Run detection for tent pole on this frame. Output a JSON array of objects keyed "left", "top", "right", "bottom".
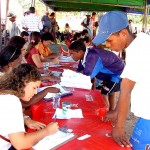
[
  {"left": 31, "top": 0, "right": 32, "bottom": 6},
  {"left": 4, "top": 0, "right": 9, "bottom": 46},
  {"left": 34, "top": 0, "right": 35, "bottom": 7},
  {"left": 142, "top": 0, "right": 148, "bottom": 32},
  {"left": 46, "top": 6, "right": 48, "bottom": 11}
]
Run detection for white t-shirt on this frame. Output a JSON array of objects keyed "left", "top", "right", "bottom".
[
  {"left": 121, "top": 32, "right": 150, "bottom": 119},
  {"left": 0, "top": 95, "right": 25, "bottom": 149}
]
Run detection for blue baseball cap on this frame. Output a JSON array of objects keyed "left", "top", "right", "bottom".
[{"left": 92, "top": 11, "right": 129, "bottom": 46}]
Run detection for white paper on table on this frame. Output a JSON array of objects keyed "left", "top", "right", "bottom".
[
  {"left": 60, "top": 82, "right": 92, "bottom": 90},
  {"left": 77, "top": 134, "right": 91, "bottom": 140},
  {"left": 62, "top": 69, "right": 79, "bottom": 78},
  {"left": 60, "top": 69, "right": 92, "bottom": 89},
  {"left": 52, "top": 108, "right": 83, "bottom": 119},
  {"left": 33, "top": 130, "right": 75, "bottom": 150},
  {"left": 59, "top": 56, "right": 75, "bottom": 62},
  {"left": 51, "top": 71, "right": 62, "bottom": 77},
  {"left": 60, "top": 76, "right": 91, "bottom": 84},
  {"left": 37, "top": 84, "right": 72, "bottom": 99},
  {"left": 69, "top": 109, "right": 83, "bottom": 118},
  {"left": 41, "top": 74, "right": 48, "bottom": 77}
]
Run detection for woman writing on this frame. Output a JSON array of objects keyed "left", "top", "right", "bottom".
[
  {"left": 36, "top": 32, "right": 59, "bottom": 61},
  {"left": 25, "top": 32, "right": 60, "bottom": 71},
  {"left": 25, "top": 32, "right": 43, "bottom": 68},
  {"left": 0, "top": 63, "right": 59, "bottom": 149},
  {"left": 0, "top": 46, "right": 59, "bottom": 130}
]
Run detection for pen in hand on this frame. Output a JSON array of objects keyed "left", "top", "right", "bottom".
[{"left": 54, "top": 114, "right": 57, "bottom": 122}]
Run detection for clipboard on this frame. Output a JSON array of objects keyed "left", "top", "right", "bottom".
[
  {"left": 33, "top": 130, "right": 77, "bottom": 150},
  {"left": 51, "top": 133, "right": 77, "bottom": 150}
]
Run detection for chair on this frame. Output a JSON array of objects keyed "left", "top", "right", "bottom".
[
  {"left": 65, "top": 40, "right": 71, "bottom": 48},
  {"left": 60, "top": 45, "right": 69, "bottom": 56}
]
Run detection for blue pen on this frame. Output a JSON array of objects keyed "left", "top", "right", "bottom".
[{"left": 54, "top": 114, "right": 57, "bottom": 122}]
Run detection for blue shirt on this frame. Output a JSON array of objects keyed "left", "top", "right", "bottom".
[{"left": 77, "top": 48, "right": 124, "bottom": 83}]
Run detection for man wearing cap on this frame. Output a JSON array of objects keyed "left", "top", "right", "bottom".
[
  {"left": 22, "top": 7, "right": 43, "bottom": 34},
  {"left": 93, "top": 10, "right": 150, "bottom": 149},
  {"left": 81, "top": 13, "right": 93, "bottom": 38},
  {"left": 7, "top": 13, "right": 21, "bottom": 38}
]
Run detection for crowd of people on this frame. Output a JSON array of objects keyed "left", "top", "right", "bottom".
[
  {"left": 0, "top": 8, "right": 62, "bottom": 150},
  {"left": 0, "top": 6, "right": 150, "bottom": 150},
  {"left": 1, "top": 7, "right": 99, "bottom": 47}
]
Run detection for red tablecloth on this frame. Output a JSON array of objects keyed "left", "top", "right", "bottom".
[
  {"left": 31, "top": 88, "right": 106, "bottom": 120},
  {"left": 49, "top": 62, "right": 78, "bottom": 72},
  {"left": 30, "top": 88, "right": 131, "bottom": 150}
]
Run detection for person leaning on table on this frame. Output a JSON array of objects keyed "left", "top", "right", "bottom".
[
  {"left": 69, "top": 40, "right": 124, "bottom": 111},
  {"left": 92, "top": 10, "right": 150, "bottom": 149}
]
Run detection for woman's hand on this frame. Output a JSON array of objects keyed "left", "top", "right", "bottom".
[
  {"left": 45, "top": 87, "right": 60, "bottom": 93},
  {"left": 42, "top": 75, "right": 60, "bottom": 81},
  {"left": 46, "top": 122, "right": 59, "bottom": 135},
  {"left": 24, "top": 118, "right": 46, "bottom": 130},
  {"left": 52, "top": 57, "right": 60, "bottom": 65}
]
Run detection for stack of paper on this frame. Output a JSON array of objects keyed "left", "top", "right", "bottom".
[{"left": 60, "top": 69, "right": 92, "bottom": 89}]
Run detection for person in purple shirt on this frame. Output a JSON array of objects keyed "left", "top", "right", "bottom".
[{"left": 69, "top": 40, "right": 124, "bottom": 111}]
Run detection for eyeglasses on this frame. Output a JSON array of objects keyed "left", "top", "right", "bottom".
[{"left": 9, "top": 48, "right": 17, "bottom": 61}]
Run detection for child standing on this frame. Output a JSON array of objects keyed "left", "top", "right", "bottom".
[{"left": 69, "top": 40, "right": 124, "bottom": 110}]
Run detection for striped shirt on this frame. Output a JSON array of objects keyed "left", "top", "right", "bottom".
[{"left": 22, "top": 14, "right": 43, "bottom": 32}]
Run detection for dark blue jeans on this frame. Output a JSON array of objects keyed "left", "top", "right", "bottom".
[{"left": 8, "top": 146, "right": 16, "bottom": 150}]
